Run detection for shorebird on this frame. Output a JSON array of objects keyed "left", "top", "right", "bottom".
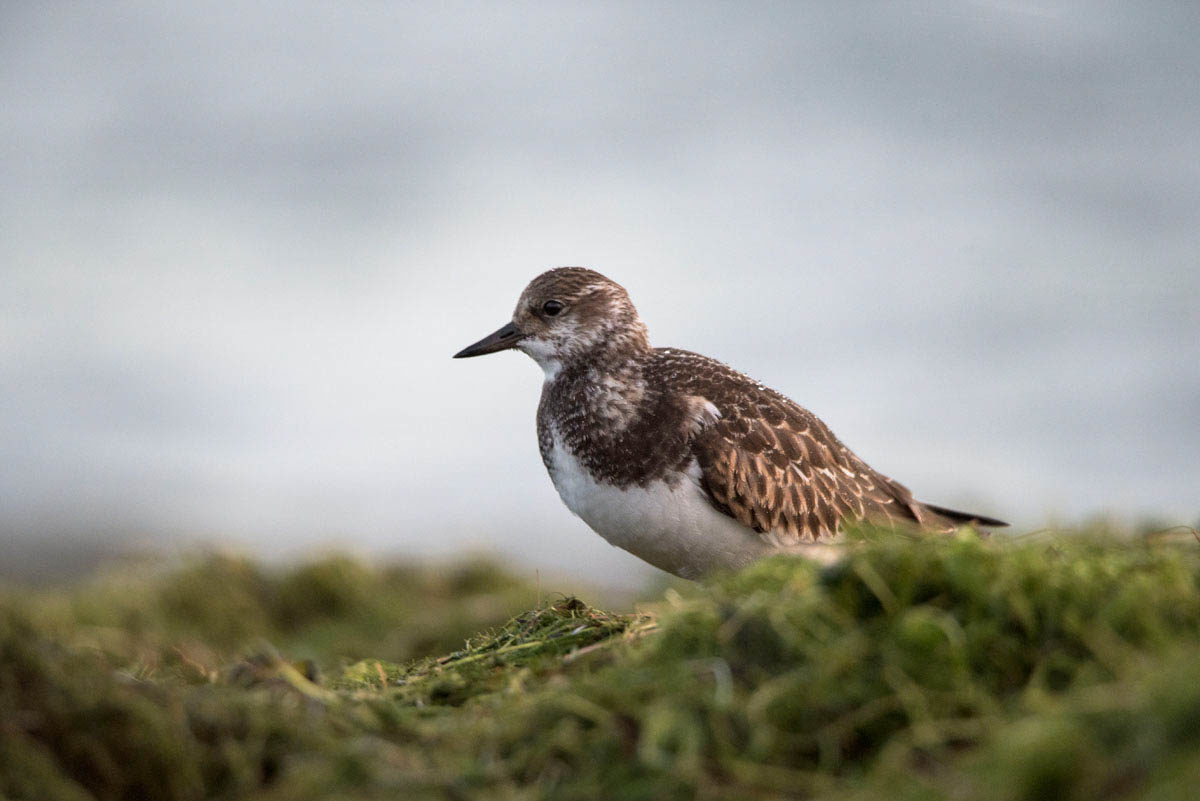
[{"left": 454, "top": 268, "right": 1006, "bottom": 579}]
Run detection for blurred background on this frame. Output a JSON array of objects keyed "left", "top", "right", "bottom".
[{"left": 2, "top": 2, "right": 1197, "bottom": 588}]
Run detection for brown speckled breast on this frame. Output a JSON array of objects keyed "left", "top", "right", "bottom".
[{"left": 537, "top": 356, "right": 697, "bottom": 489}]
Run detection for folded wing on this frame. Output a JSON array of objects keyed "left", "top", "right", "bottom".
[{"left": 654, "top": 348, "right": 941, "bottom": 545}]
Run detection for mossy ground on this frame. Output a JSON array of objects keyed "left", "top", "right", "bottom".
[{"left": 3, "top": 528, "right": 1200, "bottom": 800}]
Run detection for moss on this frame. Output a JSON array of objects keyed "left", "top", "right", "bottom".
[{"left": 3, "top": 531, "right": 1200, "bottom": 800}]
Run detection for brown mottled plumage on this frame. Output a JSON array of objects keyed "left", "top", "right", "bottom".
[{"left": 455, "top": 267, "right": 1005, "bottom": 578}]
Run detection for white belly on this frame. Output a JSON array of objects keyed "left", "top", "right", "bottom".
[{"left": 545, "top": 437, "right": 773, "bottom": 579}]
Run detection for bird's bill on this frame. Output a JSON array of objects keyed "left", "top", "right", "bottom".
[{"left": 453, "top": 322, "right": 524, "bottom": 358}]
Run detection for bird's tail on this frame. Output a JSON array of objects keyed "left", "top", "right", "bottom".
[{"left": 923, "top": 503, "right": 1008, "bottom": 528}]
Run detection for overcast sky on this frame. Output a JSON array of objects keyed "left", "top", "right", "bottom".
[{"left": 2, "top": 2, "right": 1198, "bottom": 586}]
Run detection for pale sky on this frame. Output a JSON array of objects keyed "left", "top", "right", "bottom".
[{"left": 2, "top": 2, "right": 1198, "bottom": 586}]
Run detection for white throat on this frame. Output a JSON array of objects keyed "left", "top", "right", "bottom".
[{"left": 517, "top": 337, "right": 562, "bottom": 381}]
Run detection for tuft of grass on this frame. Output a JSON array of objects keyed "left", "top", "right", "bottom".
[
  {"left": 4, "top": 530, "right": 1200, "bottom": 800},
  {"left": 335, "top": 596, "right": 654, "bottom": 706}
]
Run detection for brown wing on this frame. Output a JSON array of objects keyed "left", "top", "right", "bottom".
[{"left": 654, "top": 348, "right": 932, "bottom": 544}]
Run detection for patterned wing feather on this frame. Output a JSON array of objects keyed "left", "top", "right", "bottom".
[{"left": 654, "top": 349, "right": 930, "bottom": 544}]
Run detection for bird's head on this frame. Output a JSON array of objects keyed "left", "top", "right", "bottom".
[{"left": 453, "top": 267, "right": 649, "bottom": 378}]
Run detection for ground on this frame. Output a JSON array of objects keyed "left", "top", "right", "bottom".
[{"left": 3, "top": 527, "right": 1200, "bottom": 800}]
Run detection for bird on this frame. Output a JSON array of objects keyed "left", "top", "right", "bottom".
[{"left": 453, "top": 267, "right": 1006, "bottom": 579}]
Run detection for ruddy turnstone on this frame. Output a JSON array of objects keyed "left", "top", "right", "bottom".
[{"left": 454, "top": 268, "right": 1006, "bottom": 579}]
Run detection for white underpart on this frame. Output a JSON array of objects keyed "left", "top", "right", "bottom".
[{"left": 545, "top": 428, "right": 843, "bottom": 578}]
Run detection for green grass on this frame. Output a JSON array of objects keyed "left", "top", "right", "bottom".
[{"left": 3, "top": 529, "right": 1200, "bottom": 800}]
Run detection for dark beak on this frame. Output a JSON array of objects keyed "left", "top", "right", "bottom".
[{"left": 453, "top": 322, "right": 524, "bottom": 358}]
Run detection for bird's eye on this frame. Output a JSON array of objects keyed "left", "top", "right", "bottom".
[{"left": 542, "top": 300, "right": 564, "bottom": 316}]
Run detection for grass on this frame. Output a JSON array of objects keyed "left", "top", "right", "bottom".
[{"left": 2, "top": 528, "right": 1200, "bottom": 799}]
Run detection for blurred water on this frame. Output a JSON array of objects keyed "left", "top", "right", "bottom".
[{"left": 2, "top": 2, "right": 1198, "bottom": 587}]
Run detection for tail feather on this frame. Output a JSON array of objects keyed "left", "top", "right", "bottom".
[{"left": 923, "top": 503, "right": 1008, "bottom": 528}]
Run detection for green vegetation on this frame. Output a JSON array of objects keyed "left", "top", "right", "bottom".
[{"left": 3, "top": 530, "right": 1200, "bottom": 800}]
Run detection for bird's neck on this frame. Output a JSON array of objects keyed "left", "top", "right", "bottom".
[{"left": 545, "top": 346, "right": 652, "bottom": 435}]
